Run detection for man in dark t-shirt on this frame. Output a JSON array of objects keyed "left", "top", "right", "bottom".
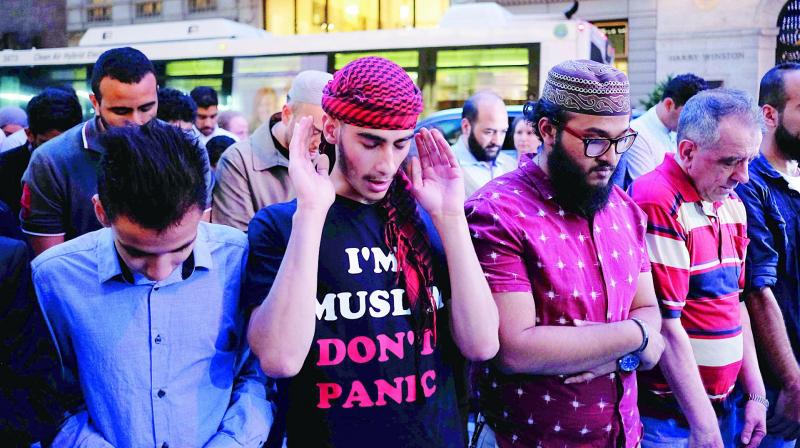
[{"left": 245, "top": 56, "right": 499, "bottom": 447}]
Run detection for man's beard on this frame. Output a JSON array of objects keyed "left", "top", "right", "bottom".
[
  {"left": 467, "top": 129, "right": 500, "bottom": 162},
  {"left": 547, "top": 134, "right": 614, "bottom": 217},
  {"left": 774, "top": 118, "right": 800, "bottom": 161}
]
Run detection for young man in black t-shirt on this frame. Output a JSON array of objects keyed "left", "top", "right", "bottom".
[{"left": 244, "top": 56, "right": 499, "bottom": 447}]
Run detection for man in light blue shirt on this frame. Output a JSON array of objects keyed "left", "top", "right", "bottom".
[
  {"left": 34, "top": 121, "right": 271, "bottom": 448},
  {"left": 452, "top": 91, "right": 516, "bottom": 197},
  {"left": 613, "top": 74, "right": 707, "bottom": 189}
]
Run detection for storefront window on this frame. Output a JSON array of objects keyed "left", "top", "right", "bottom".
[
  {"left": 593, "top": 20, "right": 628, "bottom": 73},
  {"left": 777, "top": 0, "right": 800, "bottom": 63},
  {"left": 266, "top": 0, "right": 449, "bottom": 35},
  {"left": 266, "top": 0, "right": 295, "bottom": 35}
]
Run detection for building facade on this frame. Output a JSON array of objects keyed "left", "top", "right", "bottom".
[
  {"left": 470, "top": 0, "right": 788, "bottom": 108},
  {"left": 18, "top": 0, "right": 800, "bottom": 107},
  {"left": 0, "top": 0, "right": 67, "bottom": 49},
  {"left": 65, "top": 0, "right": 255, "bottom": 45}
]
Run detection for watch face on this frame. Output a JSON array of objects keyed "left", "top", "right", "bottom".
[{"left": 618, "top": 353, "right": 640, "bottom": 372}]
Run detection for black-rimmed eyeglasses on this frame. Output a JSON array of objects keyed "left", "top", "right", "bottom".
[{"left": 558, "top": 123, "right": 638, "bottom": 158}]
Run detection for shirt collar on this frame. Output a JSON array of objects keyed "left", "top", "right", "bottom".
[
  {"left": 96, "top": 223, "right": 214, "bottom": 285},
  {"left": 81, "top": 117, "right": 106, "bottom": 154},
  {"left": 643, "top": 106, "right": 671, "bottom": 136},
  {"left": 518, "top": 156, "right": 556, "bottom": 201},
  {"left": 453, "top": 137, "right": 511, "bottom": 168},
  {"left": 750, "top": 153, "right": 785, "bottom": 181},
  {"left": 251, "top": 116, "right": 289, "bottom": 171},
  {"left": 655, "top": 154, "right": 703, "bottom": 203}
]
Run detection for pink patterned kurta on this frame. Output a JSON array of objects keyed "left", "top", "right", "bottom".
[{"left": 466, "top": 156, "right": 651, "bottom": 447}]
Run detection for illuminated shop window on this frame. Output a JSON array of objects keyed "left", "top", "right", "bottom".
[{"left": 266, "top": 0, "right": 449, "bottom": 35}]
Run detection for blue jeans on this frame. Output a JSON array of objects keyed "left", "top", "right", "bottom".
[
  {"left": 641, "top": 409, "right": 741, "bottom": 448},
  {"left": 760, "top": 387, "right": 797, "bottom": 448}
]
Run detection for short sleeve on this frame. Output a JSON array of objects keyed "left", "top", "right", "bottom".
[
  {"left": 735, "top": 180, "right": 781, "bottom": 293},
  {"left": 465, "top": 199, "right": 531, "bottom": 293},
  {"left": 20, "top": 149, "right": 66, "bottom": 236},
  {"left": 240, "top": 205, "right": 292, "bottom": 311},
  {"left": 636, "top": 200, "right": 690, "bottom": 319}
]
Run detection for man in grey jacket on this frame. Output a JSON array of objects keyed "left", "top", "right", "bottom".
[{"left": 211, "top": 70, "right": 331, "bottom": 231}]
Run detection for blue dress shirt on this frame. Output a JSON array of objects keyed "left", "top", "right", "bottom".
[
  {"left": 33, "top": 222, "right": 271, "bottom": 448},
  {"left": 736, "top": 154, "right": 800, "bottom": 364}
]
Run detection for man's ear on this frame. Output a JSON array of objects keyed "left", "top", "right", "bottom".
[
  {"left": 92, "top": 194, "right": 111, "bottom": 228},
  {"left": 460, "top": 118, "right": 471, "bottom": 137},
  {"left": 24, "top": 128, "right": 34, "bottom": 145},
  {"left": 762, "top": 104, "right": 779, "bottom": 131},
  {"left": 281, "top": 103, "right": 293, "bottom": 126},
  {"left": 663, "top": 97, "right": 676, "bottom": 113},
  {"left": 89, "top": 93, "right": 101, "bottom": 117},
  {"left": 538, "top": 117, "right": 558, "bottom": 147},
  {"left": 677, "top": 139, "right": 698, "bottom": 165},
  {"left": 321, "top": 114, "right": 339, "bottom": 146}
]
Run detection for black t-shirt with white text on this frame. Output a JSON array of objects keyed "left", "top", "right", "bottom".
[{"left": 244, "top": 196, "right": 465, "bottom": 447}]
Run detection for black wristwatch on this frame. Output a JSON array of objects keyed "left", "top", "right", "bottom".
[{"left": 617, "top": 318, "right": 649, "bottom": 372}]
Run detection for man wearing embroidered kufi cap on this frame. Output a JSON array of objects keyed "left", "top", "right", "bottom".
[
  {"left": 245, "top": 56, "right": 499, "bottom": 447},
  {"left": 466, "top": 59, "right": 665, "bottom": 447}
]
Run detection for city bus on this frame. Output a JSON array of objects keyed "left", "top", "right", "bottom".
[{"left": 0, "top": 3, "right": 612, "bottom": 127}]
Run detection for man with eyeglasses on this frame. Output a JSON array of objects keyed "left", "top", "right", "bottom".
[
  {"left": 630, "top": 89, "right": 767, "bottom": 447},
  {"left": 466, "top": 59, "right": 664, "bottom": 447}
]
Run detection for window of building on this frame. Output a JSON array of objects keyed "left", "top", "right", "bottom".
[
  {"left": 136, "top": 1, "right": 163, "bottom": 18},
  {"left": 593, "top": 20, "right": 628, "bottom": 73},
  {"left": 188, "top": 0, "right": 217, "bottom": 13},
  {"left": 777, "top": 0, "right": 800, "bottom": 63},
  {"left": 87, "top": 0, "right": 112, "bottom": 22},
  {"left": 265, "top": 0, "right": 449, "bottom": 35}
]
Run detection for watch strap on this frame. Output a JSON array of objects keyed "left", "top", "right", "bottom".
[{"left": 631, "top": 317, "right": 649, "bottom": 353}]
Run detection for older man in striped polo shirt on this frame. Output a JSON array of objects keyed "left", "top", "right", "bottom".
[{"left": 631, "top": 89, "right": 768, "bottom": 448}]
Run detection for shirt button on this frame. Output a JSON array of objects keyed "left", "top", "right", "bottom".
[
  {"left": 154, "top": 335, "right": 162, "bottom": 344},
  {"left": 157, "top": 389, "right": 166, "bottom": 398}
]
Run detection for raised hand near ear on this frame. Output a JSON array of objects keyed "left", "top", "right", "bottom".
[
  {"left": 288, "top": 116, "right": 335, "bottom": 214},
  {"left": 408, "top": 127, "right": 466, "bottom": 219}
]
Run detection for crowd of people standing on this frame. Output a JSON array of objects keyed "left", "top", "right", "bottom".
[{"left": 0, "top": 45, "right": 799, "bottom": 448}]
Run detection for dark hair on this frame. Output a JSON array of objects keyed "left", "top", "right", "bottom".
[
  {"left": 98, "top": 120, "right": 208, "bottom": 231},
  {"left": 511, "top": 114, "right": 530, "bottom": 133},
  {"left": 90, "top": 47, "right": 156, "bottom": 102},
  {"left": 157, "top": 87, "right": 197, "bottom": 123},
  {"left": 662, "top": 73, "right": 708, "bottom": 107},
  {"left": 523, "top": 98, "right": 569, "bottom": 140},
  {"left": 190, "top": 86, "right": 219, "bottom": 108},
  {"left": 462, "top": 91, "right": 503, "bottom": 124},
  {"left": 759, "top": 62, "right": 800, "bottom": 111},
  {"left": 26, "top": 88, "right": 83, "bottom": 135},
  {"left": 205, "top": 135, "right": 235, "bottom": 167}
]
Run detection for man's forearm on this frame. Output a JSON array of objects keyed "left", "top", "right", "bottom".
[
  {"left": 247, "top": 209, "right": 326, "bottom": 378},
  {"left": 739, "top": 304, "right": 767, "bottom": 395},
  {"left": 746, "top": 288, "right": 800, "bottom": 388},
  {"left": 499, "top": 320, "right": 643, "bottom": 375},
  {"left": 433, "top": 214, "right": 499, "bottom": 361},
  {"left": 659, "top": 321, "right": 719, "bottom": 433}
]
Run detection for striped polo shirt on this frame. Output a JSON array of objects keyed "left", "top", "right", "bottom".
[{"left": 630, "top": 156, "right": 747, "bottom": 418}]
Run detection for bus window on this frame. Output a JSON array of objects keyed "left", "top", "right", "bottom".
[
  {"left": 334, "top": 50, "right": 419, "bottom": 70},
  {"left": 433, "top": 47, "right": 529, "bottom": 111},
  {"left": 231, "top": 54, "right": 327, "bottom": 128}
]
